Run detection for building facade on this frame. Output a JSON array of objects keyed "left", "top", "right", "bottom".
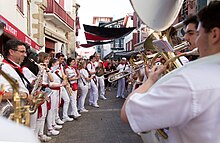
[{"left": 0, "top": 0, "right": 79, "bottom": 58}]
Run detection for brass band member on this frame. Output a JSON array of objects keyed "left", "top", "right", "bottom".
[
  {"left": 95, "top": 53, "right": 107, "bottom": 100},
  {"left": 183, "top": 15, "right": 199, "bottom": 61},
  {"left": 116, "top": 57, "right": 130, "bottom": 99},
  {"left": 65, "top": 57, "right": 81, "bottom": 119},
  {"left": 121, "top": 2, "right": 220, "bottom": 143},
  {"left": 87, "top": 55, "right": 99, "bottom": 108}
]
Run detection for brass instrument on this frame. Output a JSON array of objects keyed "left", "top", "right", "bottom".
[
  {"left": 60, "top": 68, "right": 74, "bottom": 96},
  {"left": 108, "top": 54, "right": 155, "bottom": 83},
  {"left": 29, "top": 60, "right": 48, "bottom": 114},
  {"left": 95, "top": 66, "right": 105, "bottom": 77},
  {"left": 0, "top": 63, "right": 30, "bottom": 126}
]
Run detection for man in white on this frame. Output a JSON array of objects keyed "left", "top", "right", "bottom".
[
  {"left": 87, "top": 55, "right": 99, "bottom": 108},
  {"left": 94, "top": 53, "right": 107, "bottom": 100},
  {"left": 116, "top": 57, "right": 130, "bottom": 99},
  {"left": 121, "top": 2, "right": 220, "bottom": 143}
]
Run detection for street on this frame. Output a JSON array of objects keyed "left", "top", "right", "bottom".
[{"left": 48, "top": 86, "right": 143, "bottom": 143}]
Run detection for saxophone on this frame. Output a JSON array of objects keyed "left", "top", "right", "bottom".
[
  {"left": 29, "top": 60, "right": 48, "bottom": 114},
  {"left": 0, "top": 62, "right": 30, "bottom": 126}
]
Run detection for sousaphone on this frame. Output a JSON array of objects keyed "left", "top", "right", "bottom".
[{"left": 129, "top": 0, "right": 184, "bottom": 31}]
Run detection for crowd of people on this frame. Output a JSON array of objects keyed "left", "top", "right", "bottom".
[
  {"left": 0, "top": 39, "right": 135, "bottom": 142},
  {"left": 0, "top": 1, "right": 220, "bottom": 143}
]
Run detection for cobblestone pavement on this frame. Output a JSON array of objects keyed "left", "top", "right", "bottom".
[{"left": 48, "top": 87, "right": 143, "bottom": 143}]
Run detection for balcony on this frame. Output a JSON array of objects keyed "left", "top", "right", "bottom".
[{"left": 44, "top": 0, "right": 74, "bottom": 32}]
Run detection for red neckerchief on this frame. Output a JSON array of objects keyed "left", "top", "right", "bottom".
[{"left": 2, "top": 59, "right": 23, "bottom": 73}]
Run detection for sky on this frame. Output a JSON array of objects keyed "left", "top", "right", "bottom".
[{"left": 76, "top": 0, "right": 134, "bottom": 43}]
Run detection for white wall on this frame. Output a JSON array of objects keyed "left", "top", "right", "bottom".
[{"left": 0, "top": 0, "right": 28, "bottom": 33}]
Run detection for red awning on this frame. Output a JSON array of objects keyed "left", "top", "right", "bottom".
[
  {"left": 0, "top": 15, "right": 40, "bottom": 50},
  {"left": 84, "top": 32, "right": 110, "bottom": 41}
]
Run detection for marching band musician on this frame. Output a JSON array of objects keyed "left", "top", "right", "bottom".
[
  {"left": 55, "top": 53, "right": 73, "bottom": 122},
  {"left": 0, "top": 23, "right": 39, "bottom": 143},
  {"left": 65, "top": 57, "right": 81, "bottom": 119},
  {"left": 35, "top": 52, "right": 54, "bottom": 142},
  {"left": 131, "top": 54, "right": 147, "bottom": 91},
  {"left": 0, "top": 39, "right": 32, "bottom": 103},
  {"left": 87, "top": 55, "right": 99, "bottom": 108},
  {"left": 21, "top": 50, "right": 39, "bottom": 138},
  {"left": 47, "top": 58, "right": 66, "bottom": 136},
  {"left": 121, "top": 2, "right": 220, "bottom": 143},
  {"left": 183, "top": 14, "right": 199, "bottom": 61},
  {"left": 116, "top": 57, "right": 130, "bottom": 99},
  {"left": 95, "top": 53, "right": 107, "bottom": 100},
  {"left": 77, "top": 60, "right": 91, "bottom": 113}
]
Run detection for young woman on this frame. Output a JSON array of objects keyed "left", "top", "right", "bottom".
[
  {"left": 65, "top": 57, "right": 81, "bottom": 118},
  {"left": 47, "top": 58, "right": 66, "bottom": 136},
  {"left": 35, "top": 52, "right": 54, "bottom": 142},
  {"left": 78, "top": 60, "right": 92, "bottom": 113}
]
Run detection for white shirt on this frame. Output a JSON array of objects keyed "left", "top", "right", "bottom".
[
  {"left": 117, "top": 63, "right": 130, "bottom": 72},
  {"left": 0, "top": 117, "right": 40, "bottom": 143},
  {"left": 23, "top": 67, "right": 36, "bottom": 83},
  {"left": 87, "top": 62, "right": 96, "bottom": 75},
  {"left": 126, "top": 53, "right": 220, "bottom": 143},
  {"left": 0, "top": 62, "right": 29, "bottom": 94},
  {"left": 65, "top": 66, "right": 77, "bottom": 84},
  {"left": 78, "top": 68, "right": 89, "bottom": 86}
]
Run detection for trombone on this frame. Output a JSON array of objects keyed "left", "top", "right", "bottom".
[{"left": 108, "top": 53, "right": 154, "bottom": 83}]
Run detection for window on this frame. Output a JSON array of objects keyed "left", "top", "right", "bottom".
[{"left": 17, "top": 0, "right": 24, "bottom": 14}]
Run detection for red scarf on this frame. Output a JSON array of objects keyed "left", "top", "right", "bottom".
[{"left": 2, "top": 59, "right": 23, "bottom": 73}]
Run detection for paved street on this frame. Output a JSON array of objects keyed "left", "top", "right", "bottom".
[{"left": 48, "top": 86, "right": 143, "bottom": 143}]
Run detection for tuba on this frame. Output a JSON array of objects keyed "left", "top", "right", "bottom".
[{"left": 129, "top": 0, "right": 185, "bottom": 142}]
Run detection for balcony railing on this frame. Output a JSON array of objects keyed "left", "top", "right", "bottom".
[{"left": 45, "top": 0, "right": 74, "bottom": 30}]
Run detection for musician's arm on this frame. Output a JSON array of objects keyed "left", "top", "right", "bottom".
[
  {"left": 121, "top": 65, "right": 165, "bottom": 123},
  {"left": 46, "top": 71, "right": 54, "bottom": 82}
]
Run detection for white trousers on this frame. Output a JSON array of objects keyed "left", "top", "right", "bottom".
[
  {"left": 60, "top": 87, "right": 70, "bottom": 119},
  {"left": 89, "top": 80, "right": 99, "bottom": 105},
  {"left": 117, "top": 77, "right": 125, "bottom": 98},
  {"left": 36, "top": 101, "right": 47, "bottom": 136},
  {"left": 78, "top": 83, "right": 89, "bottom": 110},
  {"left": 30, "top": 109, "right": 38, "bottom": 136},
  {"left": 68, "top": 90, "right": 80, "bottom": 116},
  {"left": 47, "top": 90, "right": 59, "bottom": 130},
  {"left": 96, "top": 76, "right": 105, "bottom": 98}
]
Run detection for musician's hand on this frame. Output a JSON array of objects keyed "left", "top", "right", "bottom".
[
  {"left": 148, "top": 65, "right": 166, "bottom": 83},
  {"left": 1, "top": 92, "right": 13, "bottom": 100},
  {"left": 77, "top": 75, "right": 81, "bottom": 79},
  {"left": 62, "top": 81, "right": 68, "bottom": 86},
  {"left": 27, "top": 94, "right": 33, "bottom": 105}
]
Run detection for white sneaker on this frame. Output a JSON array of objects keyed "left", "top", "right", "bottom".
[
  {"left": 39, "top": 135, "right": 52, "bottom": 142},
  {"left": 53, "top": 124, "right": 62, "bottom": 130},
  {"left": 80, "top": 109, "right": 88, "bottom": 113},
  {"left": 75, "top": 114, "right": 81, "bottom": 118},
  {"left": 93, "top": 104, "right": 99, "bottom": 108},
  {"left": 100, "top": 96, "right": 107, "bottom": 100},
  {"left": 47, "top": 129, "right": 59, "bottom": 136},
  {"left": 56, "top": 118, "right": 64, "bottom": 125},
  {"left": 62, "top": 117, "right": 74, "bottom": 122}
]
